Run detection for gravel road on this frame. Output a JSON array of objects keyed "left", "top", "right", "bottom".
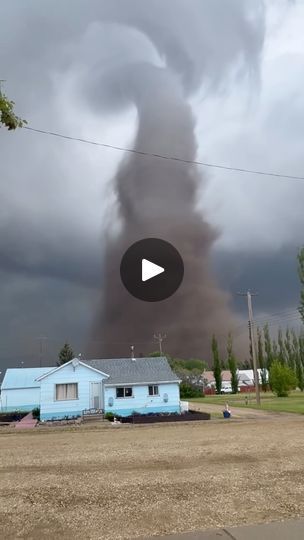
[{"left": 1, "top": 415, "right": 304, "bottom": 539}]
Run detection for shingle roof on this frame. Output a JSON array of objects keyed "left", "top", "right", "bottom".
[
  {"left": 203, "top": 370, "right": 231, "bottom": 383},
  {"left": 87, "top": 357, "right": 179, "bottom": 385},
  {"left": 1, "top": 367, "right": 53, "bottom": 390}
]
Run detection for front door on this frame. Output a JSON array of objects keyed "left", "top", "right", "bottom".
[{"left": 90, "top": 382, "right": 102, "bottom": 410}]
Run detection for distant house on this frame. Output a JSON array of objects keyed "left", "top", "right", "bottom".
[
  {"left": 203, "top": 370, "right": 232, "bottom": 388},
  {"left": 0, "top": 357, "right": 181, "bottom": 420},
  {"left": 203, "top": 369, "right": 268, "bottom": 393},
  {"left": 238, "top": 369, "right": 269, "bottom": 385}
]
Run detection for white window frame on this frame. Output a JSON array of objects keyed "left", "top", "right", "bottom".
[
  {"left": 116, "top": 387, "right": 133, "bottom": 399},
  {"left": 55, "top": 383, "right": 79, "bottom": 401},
  {"left": 148, "top": 385, "right": 159, "bottom": 396}
]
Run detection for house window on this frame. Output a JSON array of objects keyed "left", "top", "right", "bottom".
[
  {"left": 148, "top": 385, "right": 159, "bottom": 396},
  {"left": 116, "top": 387, "right": 133, "bottom": 398},
  {"left": 55, "top": 383, "right": 78, "bottom": 401}
]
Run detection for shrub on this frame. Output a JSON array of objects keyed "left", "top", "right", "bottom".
[
  {"left": 32, "top": 407, "right": 40, "bottom": 420},
  {"left": 269, "top": 361, "right": 297, "bottom": 397},
  {"left": 180, "top": 382, "right": 203, "bottom": 399},
  {"left": 104, "top": 412, "right": 121, "bottom": 421}
]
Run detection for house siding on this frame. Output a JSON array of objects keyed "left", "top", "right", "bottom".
[
  {"left": 0, "top": 387, "right": 40, "bottom": 412},
  {"left": 104, "top": 382, "right": 180, "bottom": 416},
  {"left": 1, "top": 360, "right": 181, "bottom": 420},
  {"left": 39, "top": 363, "right": 107, "bottom": 420}
]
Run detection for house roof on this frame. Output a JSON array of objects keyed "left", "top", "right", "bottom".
[
  {"left": 203, "top": 370, "right": 257, "bottom": 387},
  {"left": 35, "top": 359, "right": 109, "bottom": 381},
  {"left": 203, "top": 370, "right": 231, "bottom": 383},
  {"left": 1, "top": 357, "right": 179, "bottom": 390},
  {"left": 238, "top": 369, "right": 269, "bottom": 383},
  {"left": 238, "top": 371, "right": 252, "bottom": 383},
  {"left": 87, "top": 357, "right": 179, "bottom": 385},
  {"left": 1, "top": 367, "right": 53, "bottom": 390}
]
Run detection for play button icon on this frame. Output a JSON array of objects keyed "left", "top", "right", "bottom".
[
  {"left": 120, "top": 238, "right": 184, "bottom": 302},
  {"left": 142, "top": 259, "right": 164, "bottom": 282}
]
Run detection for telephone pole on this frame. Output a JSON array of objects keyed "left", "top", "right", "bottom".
[
  {"left": 238, "top": 291, "right": 261, "bottom": 406},
  {"left": 153, "top": 333, "right": 166, "bottom": 355},
  {"left": 37, "top": 336, "right": 48, "bottom": 367}
]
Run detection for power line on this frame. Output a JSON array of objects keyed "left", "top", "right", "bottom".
[
  {"left": 253, "top": 309, "right": 301, "bottom": 324},
  {"left": 254, "top": 306, "right": 300, "bottom": 319},
  {"left": 234, "top": 306, "right": 301, "bottom": 329},
  {"left": 233, "top": 313, "right": 302, "bottom": 339},
  {"left": 23, "top": 126, "right": 304, "bottom": 181},
  {"left": 253, "top": 311, "right": 300, "bottom": 326}
]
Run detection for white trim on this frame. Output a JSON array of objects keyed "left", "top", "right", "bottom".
[
  {"left": 1, "top": 386, "right": 40, "bottom": 391},
  {"left": 35, "top": 359, "right": 110, "bottom": 381},
  {"left": 104, "top": 380, "right": 180, "bottom": 387}
]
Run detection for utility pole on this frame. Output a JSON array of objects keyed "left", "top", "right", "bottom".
[
  {"left": 37, "top": 337, "right": 48, "bottom": 367},
  {"left": 238, "top": 291, "right": 260, "bottom": 406},
  {"left": 153, "top": 333, "right": 166, "bottom": 355}
]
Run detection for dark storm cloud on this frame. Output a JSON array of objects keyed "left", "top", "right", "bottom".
[
  {"left": 0, "top": 212, "right": 101, "bottom": 288},
  {"left": 0, "top": 1, "right": 301, "bottom": 371},
  {"left": 213, "top": 247, "right": 301, "bottom": 314}
]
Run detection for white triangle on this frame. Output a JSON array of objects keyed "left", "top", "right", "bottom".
[{"left": 142, "top": 259, "right": 165, "bottom": 282}]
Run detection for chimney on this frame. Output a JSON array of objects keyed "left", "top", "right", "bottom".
[{"left": 130, "top": 345, "right": 136, "bottom": 361}]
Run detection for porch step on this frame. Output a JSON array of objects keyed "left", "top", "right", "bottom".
[
  {"left": 82, "top": 413, "right": 105, "bottom": 423},
  {"left": 15, "top": 412, "right": 37, "bottom": 429}
]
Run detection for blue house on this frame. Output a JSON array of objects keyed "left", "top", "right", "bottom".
[
  {"left": 0, "top": 357, "right": 181, "bottom": 420},
  {"left": 0, "top": 367, "right": 52, "bottom": 412}
]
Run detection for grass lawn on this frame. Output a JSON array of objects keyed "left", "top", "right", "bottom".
[{"left": 190, "top": 390, "right": 304, "bottom": 414}]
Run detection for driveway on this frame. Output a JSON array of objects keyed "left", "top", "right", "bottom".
[{"left": 189, "top": 401, "right": 297, "bottom": 419}]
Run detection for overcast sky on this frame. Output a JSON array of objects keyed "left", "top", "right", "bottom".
[{"left": 0, "top": 0, "right": 303, "bottom": 371}]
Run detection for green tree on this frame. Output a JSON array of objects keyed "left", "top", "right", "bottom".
[
  {"left": 239, "top": 359, "right": 251, "bottom": 369},
  {"left": 263, "top": 324, "right": 274, "bottom": 369},
  {"left": 257, "top": 327, "right": 268, "bottom": 391},
  {"left": 180, "top": 382, "right": 202, "bottom": 399},
  {"left": 285, "top": 328, "right": 295, "bottom": 371},
  {"left": 299, "top": 333, "right": 304, "bottom": 369},
  {"left": 227, "top": 333, "right": 238, "bottom": 394},
  {"left": 0, "top": 86, "right": 26, "bottom": 130},
  {"left": 212, "top": 335, "right": 222, "bottom": 394},
  {"left": 269, "top": 361, "right": 297, "bottom": 397},
  {"left": 57, "top": 343, "right": 74, "bottom": 366},
  {"left": 292, "top": 330, "right": 304, "bottom": 391},
  {"left": 298, "top": 248, "right": 304, "bottom": 323},
  {"left": 277, "top": 328, "right": 286, "bottom": 365}
]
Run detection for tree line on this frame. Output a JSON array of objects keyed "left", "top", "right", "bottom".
[{"left": 211, "top": 326, "right": 304, "bottom": 397}]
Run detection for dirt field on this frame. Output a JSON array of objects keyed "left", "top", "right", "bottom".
[{"left": 1, "top": 416, "right": 304, "bottom": 540}]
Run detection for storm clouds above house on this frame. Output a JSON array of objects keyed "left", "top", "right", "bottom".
[{"left": 0, "top": 1, "right": 303, "bottom": 370}]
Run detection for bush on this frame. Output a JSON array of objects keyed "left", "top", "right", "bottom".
[
  {"left": 104, "top": 412, "right": 121, "bottom": 422},
  {"left": 104, "top": 412, "right": 114, "bottom": 421},
  {"left": 180, "top": 382, "right": 203, "bottom": 399},
  {"left": 32, "top": 407, "right": 40, "bottom": 420},
  {"left": 269, "top": 361, "right": 298, "bottom": 397}
]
